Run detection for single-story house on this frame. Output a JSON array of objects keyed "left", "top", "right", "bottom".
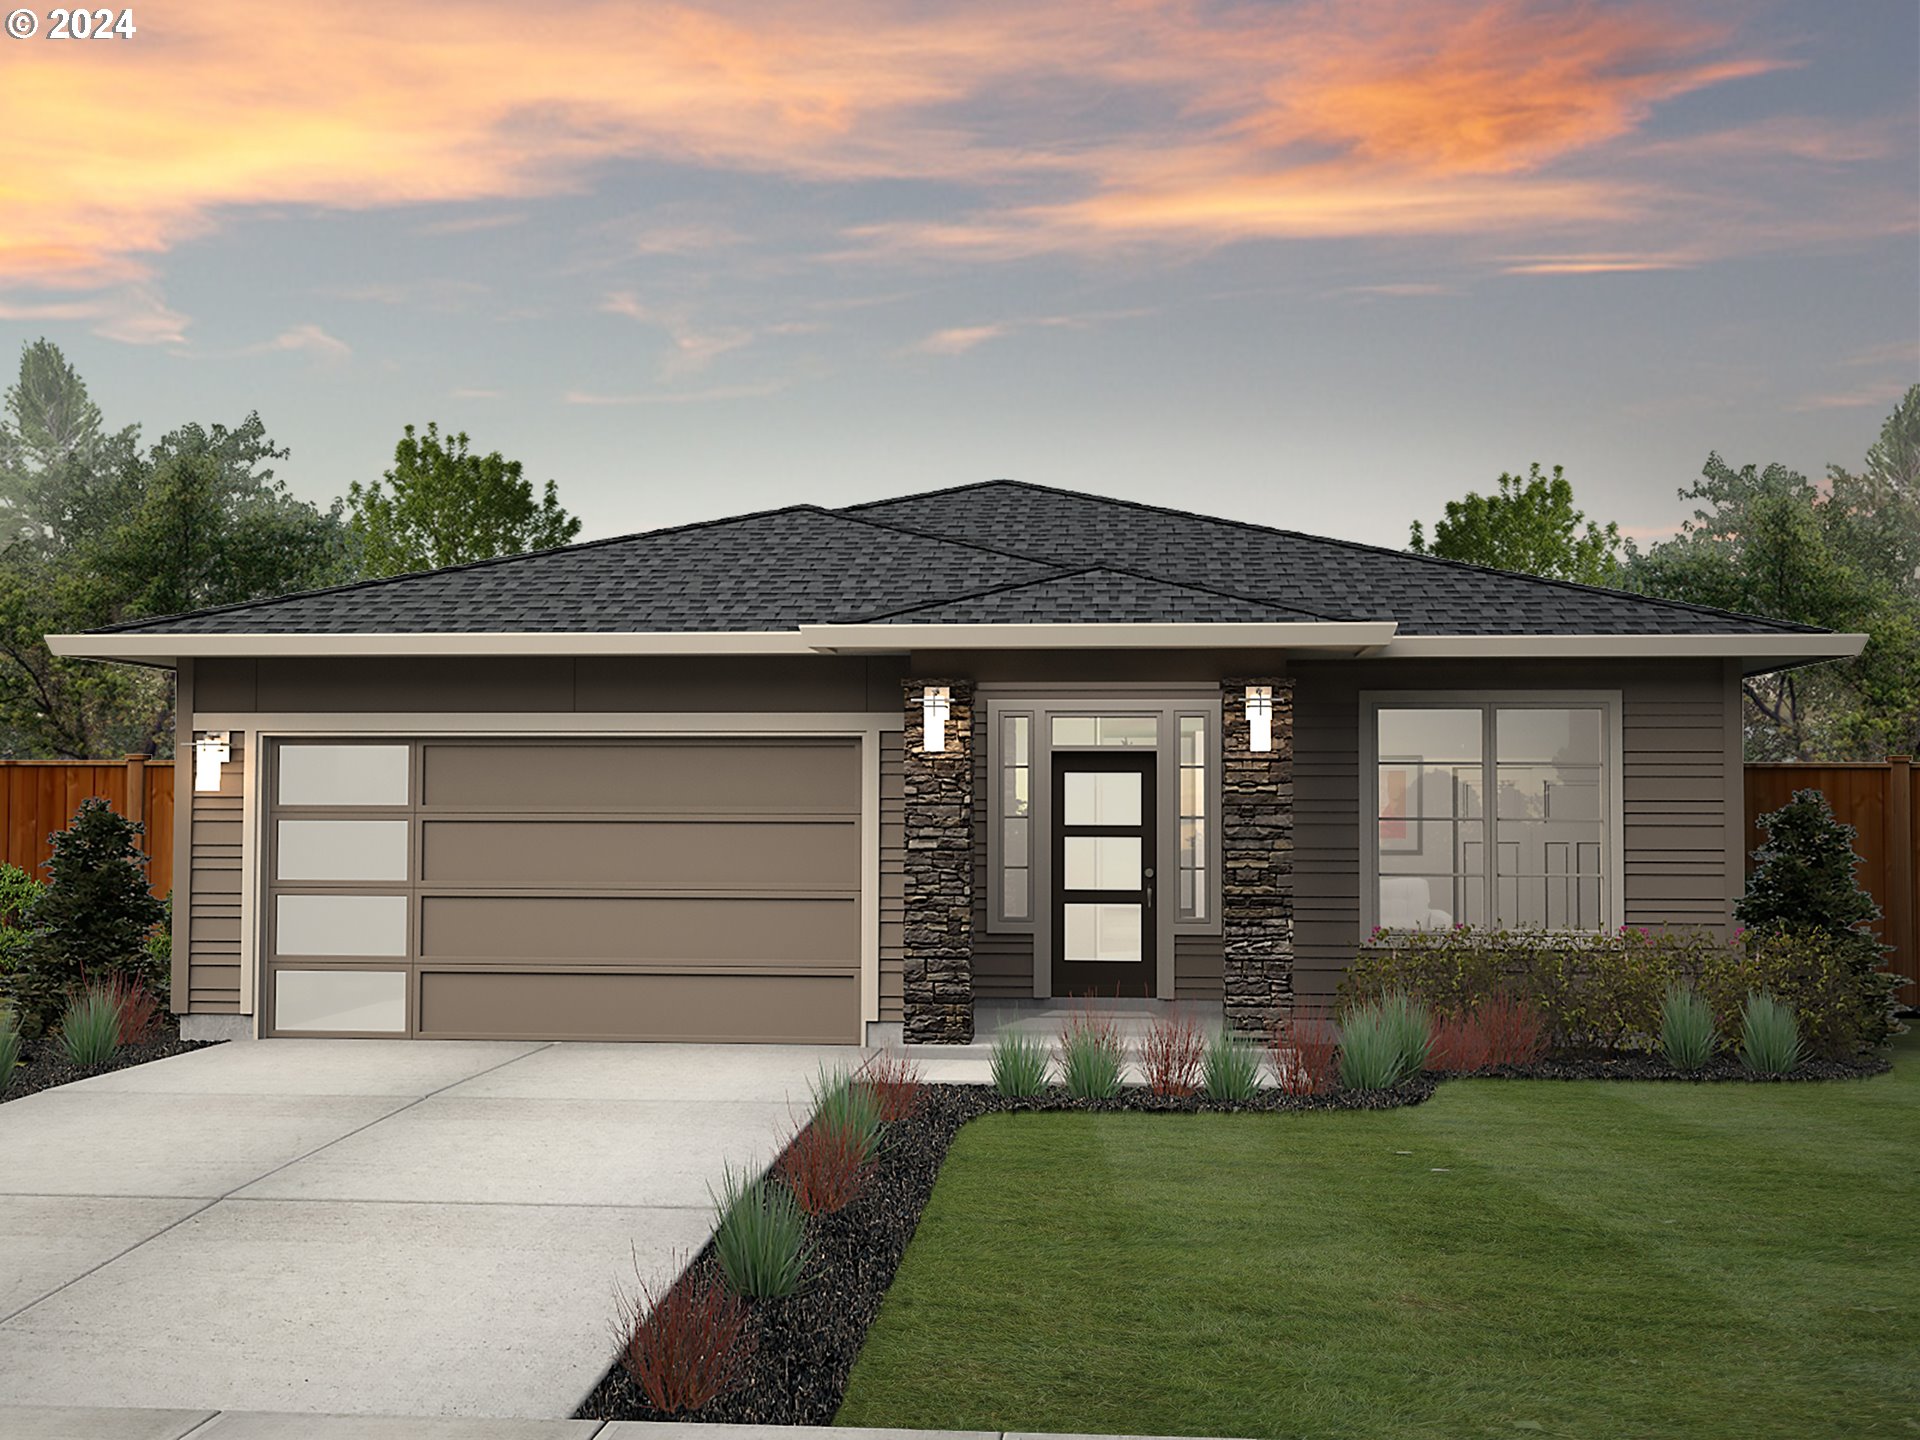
[{"left": 51, "top": 481, "right": 1864, "bottom": 1046}]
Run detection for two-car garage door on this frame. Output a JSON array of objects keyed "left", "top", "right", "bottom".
[{"left": 264, "top": 737, "right": 863, "bottom": 1043}]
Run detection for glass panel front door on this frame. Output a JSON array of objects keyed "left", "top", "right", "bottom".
[{"left": 1052, "top": 751, "right": 1155, "bottom": 997}]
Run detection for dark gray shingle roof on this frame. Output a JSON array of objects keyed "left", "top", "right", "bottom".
[{"left": 96, "top": 481, "right": 1819, "bottom": 638}]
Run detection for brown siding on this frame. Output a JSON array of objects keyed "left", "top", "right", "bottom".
[
  {"left": 187, "top": 733, "right": 246, "bottom": 1014},
  {"left": 879, "top": 731, "right": 905, "bottom": 1022},
  {"left": 971, "top": 728, "right": 1035, "bottom": 998},
  {"left": 1291, "top": 658, "right": 1739, "bottom": 1008},
  {"left": 1173, "top": 933, "right": 1224, "bottom": 999}
]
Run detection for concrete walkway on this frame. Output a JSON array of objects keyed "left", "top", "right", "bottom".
[
  {"left": 0, "top": 1040, "right": 859, "bottom": 1418},
  {"left": 0, "top": 1412, "right": 1237, "bottom": 1440}
]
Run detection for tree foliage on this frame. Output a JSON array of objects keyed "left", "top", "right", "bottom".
[
  {"left": 1409, "top": 463, "right": 1622, "bottom": 585},
  {"left": 346, "top": 422, "right": 580, "bottom": 576},
  {"left": 0, "top": 341, "right": 353, "bottom": 757},
  {"left": 1624, "top": 392, "right": 1920, "bottom": 760}
]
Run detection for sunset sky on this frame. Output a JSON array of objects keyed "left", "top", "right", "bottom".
[{"left": 1, "top": 0, "right": 1915, "bottom": 548}]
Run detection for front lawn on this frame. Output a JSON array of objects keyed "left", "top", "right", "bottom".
[{"left": 837, "top": 1033, "right": 1919, "bottom": 1439}]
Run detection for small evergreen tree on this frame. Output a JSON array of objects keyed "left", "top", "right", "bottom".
[
  {"left": 8, "top": 798, "right": 167, "bottom": 1033},
  {"left": 1737, "top": 788, "right": 1901, "bottom": 1047}
]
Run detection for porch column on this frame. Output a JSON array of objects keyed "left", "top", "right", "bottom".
[
  {"left": 901, "top": 678, "right": 975, "bottom": 1044},
  {"left": 1220, "top": 676, "right": 1295, "bottom": 1035}
]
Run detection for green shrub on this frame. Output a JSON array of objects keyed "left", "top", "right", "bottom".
[
  {"left": 1201, "top": 1029, "right": 1263, "bottom": 1101},
  {"left": 10, "top": 799, "right": 167, "bottom": 1034},
  {"left": 808, "top": 1066, "right": 882, "bottom": 1165},
  {"left": 1659, "top": 983, "right": 1716, "bottom": 1071},
  {"left": 1338, "top": 1003, "right": 1403, "bottom": 1090},
  {"left": 0, "top": 863, "right": 44, "bottom": 977},
  {"left": 1739, "top": 992, "right": 1803, "bottom": 1077},
  {"left": 1059, "top": 1013, "right": 1123, "bottom": 1100},
  {"left": 0, "top": 1008, "right": 19, "bottom": 1095},
  {"left": 710, "top": 1163, "right": 809, "bottom": 1300},
  {"left": 59, "top": 984, "right": 122, "bottom": 1070},
  {"left": 989, "top": 1033, "right": 1050, "bottom": 1098},
  {"left": 1379, "top": 991, "right": 1432, "bottom": 1075},
  {"left": 1699, "top": 929, "right": 1894, "bottom": 1060}
]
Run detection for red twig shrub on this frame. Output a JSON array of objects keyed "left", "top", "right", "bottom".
[
  {"left": 1273, "top": 1012, "right": 1338, "bottom": 1095},
  {"left": 1428, "top": 1012, "right": 1491, "bottom": 1073},
  {"left": 1139, "top": 1010, "right": 1205, "bottom": 1097},
  {"left": 1477, "top": 993, "right": 1547, "bottom": 1066},
  {"left": 856, "top": 1050, "right": 924, "bottom": 1122},
  {"left": 777, "top": 1120, "right": 875, "bottom": 1215},
  {"left": 99, "top": 975, "right": 161, "bottom": 1045},
  {"left": 612, "top": 1260, "right": 754, "bottom": 1415}
]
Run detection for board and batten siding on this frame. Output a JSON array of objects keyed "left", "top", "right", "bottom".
[
  {"left": 879, "top": 731, "right": 905, "bottom": 1022},
  {"left": 1290, "top": 657, "right": 1743, "bottom": 1010}
]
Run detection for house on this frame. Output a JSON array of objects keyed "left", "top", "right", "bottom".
[{"left": 50, "top": 481, "right": 1864, "bottom": 1046}]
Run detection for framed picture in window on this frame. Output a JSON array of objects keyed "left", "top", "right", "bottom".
[{"left": 1378, "top": 759, "right": 1422, "bottom": 853}]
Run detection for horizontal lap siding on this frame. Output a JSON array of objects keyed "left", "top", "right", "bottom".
[
  {"left": 880, "top": 733, "right": 905, "bottom": 1022},
  {"left": 1173, "top": 933, "right": 1224, "bottom": 999},
  {"left": 188, "top": 739, "right": 245, "bottom": 1013},
  {"left": 1292, "top": 660, "right": 1737, "bottom": 1008}
]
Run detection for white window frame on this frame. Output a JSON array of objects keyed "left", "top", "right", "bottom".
[{"left": 1358, "top": 689, "right": 1625, "bottom": 937}]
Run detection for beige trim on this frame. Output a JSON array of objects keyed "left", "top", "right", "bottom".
[
  {"left": 193, "top": 711, "right": 904, "bottom": 734},
  {"left": 861, "top": 733, "right": 881, "bottom": 1024},
  {"left": 1378, "top": 633, "right": 1866, "bottom": 667},
  {"left": 802, "top": 621, "right": 1396, "bottom": 652},
  {"left": 49, "top": 631, "right": 820, "bottom": 663},
  {"left": 239, "top": 728, "right": 262, "bottom": 1026},
  {"left": 1723, "top": 657, "right": 1746, "bottom": 928},
  {"left": 170, "top": 660, "right": 194, "bottom": 1014}
]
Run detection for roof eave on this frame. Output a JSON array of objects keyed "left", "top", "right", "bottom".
[
  {"left": 1377, "top": 633, "right": 1868, "bottom": 673},
  {"left": 798, "top": 621, "right": 1398, "bottom": 652}
]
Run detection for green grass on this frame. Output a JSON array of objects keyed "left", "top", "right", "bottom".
[{"left": 837, "top": 1032, "right": 1920, "bottom": 1440}]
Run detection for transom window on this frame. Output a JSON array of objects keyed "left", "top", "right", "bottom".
[{"left": 1371, "top": 700, "right": 1615, "bottom": 933}]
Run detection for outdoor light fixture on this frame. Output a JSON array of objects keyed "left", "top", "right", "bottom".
[
  {"left": 921, "top": 686, "right": 951, "bottom": 753},
  {"left": 1245, "top": 685, "right": 1273, "bottom": 753},
  {"left": 193, "top": 731, "right": 231, "bottom": 792}
]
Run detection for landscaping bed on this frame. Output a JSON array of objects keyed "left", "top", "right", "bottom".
[
  {"left": 574, "top": 1073, "right": 1437, "bottom": 1425},
  {"left": 0, "top": 1014, "right": 216, "bottom": 1104}
]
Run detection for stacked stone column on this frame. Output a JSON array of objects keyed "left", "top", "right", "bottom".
[
  {"left": 901, "top": 678, "right": 975, "bottom": 1043},
  {"left": 1220, "top": 677, "right": 1295, "bottom": 1035}
]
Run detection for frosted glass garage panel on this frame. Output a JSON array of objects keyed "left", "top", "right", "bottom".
[
  {"left": 276, "top": 894, "right": 408, "bottom": 956},
  {"left": 279, "top": 745, "right": 410, "bottom": 807},
  {"left": 276, "top": 969, "right": 407, "bottom": 1033},
  {"left": 277, "top": 820, "right": 409, "bottom": 882},
  {"left": 1063, "top": 903, "right": 1142, "bottom": 962}
]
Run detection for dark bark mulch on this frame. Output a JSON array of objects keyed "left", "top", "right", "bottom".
[
  {"left": 1, "top": 1015, "right": 219, "bottom": 1104},
  {"left": 1461, "top": 1052, "right": 1891, "bottom": 1083},
  {"left": 575, "top": 1076, "right": 1435, "bottom": 1426}
]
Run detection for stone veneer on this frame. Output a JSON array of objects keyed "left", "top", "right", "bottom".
[
  {"left": 901, "top": 678, "right": 975, "bottom": 1044},
  {"left": 1220, "top": 677, "right": 1295, "bottom": 1034}
]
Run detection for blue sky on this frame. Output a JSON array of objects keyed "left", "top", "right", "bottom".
[{"left": 1, "top": 0, "right": 1914, "bottom": 548}]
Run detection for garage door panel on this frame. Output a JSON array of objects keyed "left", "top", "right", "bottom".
[
  {"left": 419, "top": 894, "right": 859, "bottom": 964},
  {"left": 420, "top": 818, "right": 858, "bottom": 889},
  {"left": 417, "top": 970, "right": 860, "bottom": 1043},
  {"left": 421, "top": 740, "right": 860, "bottom": 813}
]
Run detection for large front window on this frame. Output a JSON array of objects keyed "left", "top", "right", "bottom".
[{"left": 1372, "top": 700, "right": 1613, "bottom": 932}]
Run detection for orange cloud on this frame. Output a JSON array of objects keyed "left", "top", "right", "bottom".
[{"left": 0, "top": 0, "right": 1799, "bottom": 293}]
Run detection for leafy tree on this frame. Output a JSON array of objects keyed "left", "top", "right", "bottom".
[
  {"left": 1736, "top": 789, "right": 1901, "bottom": 1049},
  {"left": 1409, "top": 463, "right": 1622, "bottom": 585},
  {"left": 6, "top": 798, "right": 167, "bottom": 1034},
  {"left": 0, "top": 340, "right": 351, "bottom": 757},
  {"left": 347, "top": 422, "right": 581, "bottom": 576},
  {"left": 1625, "top": 443, "right": 1920, "bottom": 761}
]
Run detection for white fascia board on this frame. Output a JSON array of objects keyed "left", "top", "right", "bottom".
[
  {"left": 799, "top": 621, "right": 1400, "bottom": 652},
  {"left": 1378, "top": 633, "right": 1868, "bottom": 668},
  {"left": 46, "top": 631, "right": 819, "bottom": 663}
]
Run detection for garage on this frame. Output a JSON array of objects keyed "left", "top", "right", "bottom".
[{"left": 264, "top": 736, "right": 864, "bottom": 1043}]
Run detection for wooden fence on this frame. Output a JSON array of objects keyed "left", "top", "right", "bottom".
[
  {"left": 1746, "top": 757, "right": 1918, "bottom": 1006},
  {"left": 0, "top": 757, "right": 174, "bottom": 898}
]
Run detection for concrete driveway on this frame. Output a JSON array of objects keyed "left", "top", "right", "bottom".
[{"left": 0, "top": 1039, "right": 853, "bottom": 1418}]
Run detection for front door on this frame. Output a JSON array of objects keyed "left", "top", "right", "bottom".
[{"left": 1051, "top": 751, "right": 1156, "bottom": 998}]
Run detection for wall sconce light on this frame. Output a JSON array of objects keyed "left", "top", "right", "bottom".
[
  {"left": 1244, "top": 685, "right": 1273, "bottom": 753},
  {"left": 193, "top": 731, "right": 231, "bottom": 792},
  {"left": 921, "top": 686, "right": 951, "bottom": 753}
]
